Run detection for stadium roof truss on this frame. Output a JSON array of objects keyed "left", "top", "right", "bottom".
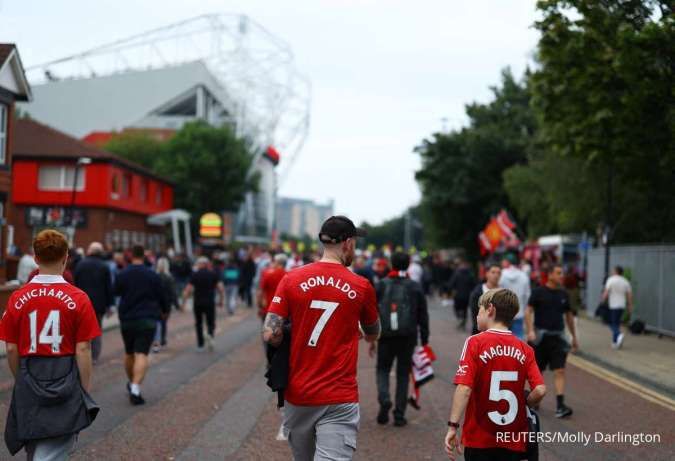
[{"left": 26, "top": 14, "right": 311, "bottom": 185}]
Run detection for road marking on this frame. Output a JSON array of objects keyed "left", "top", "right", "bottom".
[{"left": 568, "top": 354, "right": 675, "bottom": 412}]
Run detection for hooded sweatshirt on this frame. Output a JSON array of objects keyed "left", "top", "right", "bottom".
[{"left": 499, "top": 266, "right": 531, "bottom": 320}]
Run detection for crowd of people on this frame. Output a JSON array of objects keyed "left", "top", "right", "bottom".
[{"left": 1, "top": 215, "right": 635, "bottom": 461}]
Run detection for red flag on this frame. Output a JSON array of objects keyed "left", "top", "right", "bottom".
[{"left": 478, "top": 232, "right": 492, "bottom": 255}]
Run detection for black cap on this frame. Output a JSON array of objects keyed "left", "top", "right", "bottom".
[{"left": 318, "top": 215, "right": 367, "bottom": 244}]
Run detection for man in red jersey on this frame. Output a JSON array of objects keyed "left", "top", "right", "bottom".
[
  {"left": 258, "top": 253, "right": 288, "bottom": 321},
  {"left": 263, "top": 215, "right": 380, "bottom": 460},
  {"left": 1, "top": 230, "right": 100, "bottom": 459},
  {"left": 445, "top": 288, "right": 546, "bottom": 461}
]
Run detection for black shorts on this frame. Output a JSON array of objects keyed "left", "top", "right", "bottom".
[
  {"left": 534, "top": 334, "right": 569, "bottom": 371},
  {"left": 464, "top": 447, "right": 525, "bottom": 461},
  {"left": 121, "top": 326, "right": 156, "bottom": 355}
]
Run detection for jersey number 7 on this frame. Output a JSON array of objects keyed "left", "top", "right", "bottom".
[{"left": 308, "top": 300, "right": 339, "bottom": 347}]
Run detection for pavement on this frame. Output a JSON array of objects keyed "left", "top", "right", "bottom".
[{"left": 0, "top": 299, "right": 671, "bottom": 460}]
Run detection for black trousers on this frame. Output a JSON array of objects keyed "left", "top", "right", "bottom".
[
  {"left": 194, "top": 303, "right": 215, "bottom": 347},
  {"left": 376, "top": 336, "right": 416, "bottom": 419}
]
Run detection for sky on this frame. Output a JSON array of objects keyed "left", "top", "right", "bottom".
[{"left": 0, "top": 0, "right": 540, "bottom": 225}]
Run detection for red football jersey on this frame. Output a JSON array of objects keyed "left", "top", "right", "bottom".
[
  {"left": 0, "top": 274, "right": 101, "bottom": 356},
  {"left": 259, "top": 266, "right": 286, "bottom": 315},
  {"left": 268, "top": 261, "right": 378, "bottom": 406},
  {"left": 454, "top": 329, "right": 544, "bottom": 453}
]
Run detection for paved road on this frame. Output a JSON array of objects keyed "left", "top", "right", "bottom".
[{"left": 0, "top": 301, "right": 672, "bottom": 460}]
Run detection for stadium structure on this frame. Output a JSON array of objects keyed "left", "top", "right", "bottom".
[{"left": 19, "top": 14, "right": 311, "bottom": 243}]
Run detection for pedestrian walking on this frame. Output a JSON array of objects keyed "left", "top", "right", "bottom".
[
  {"left": 448, "top": 259, "right": 476, "bottom": 330},
  {"left": 170, "top": 252, "right": 192, "bottom": 304},
  {"left": 74, "top": 242, "right": 114, "bottom": 363},
  {"left": 258, "top": 253, "right": 287, "bottom": 322},
  {"left": 525, "top": 264, "right": 578, "bottom": 418},
  {"left": 374, "top": 252, "right": 429, "bottom": 427},
  {"left": 223, "top": 256, "right": 241, "bottom": 315},
  {"left": 445, "top": 288, "right": 546, "bottom": 461},
  {"left": 182, "top": 257, "right": 225, "bottom": 351},
  {"left": 114, "top": 245, "right": 169, "bottom": 405},
  {"left": 16, "top": 247, "right": 38, "bottom": 285},
  {"left": 499, "top": 256, "right": 530, "bottom": 340},
  {"left": 262, "top": 215, "right": 380, "bottom": 460},
  {"left": 602, "top": 266, "right": 632, "bottom": 349},
  {"left": 239, "top": 252, "right": 256, "bottom": 308},
  {"left": 153, "top": 257, "right": 179, "bottom": 352},
  {"left": 1, "top": 230, "right": 100, "bottom": 459},
  {"left": 468, "top": 263, "right": 501, "bottom": 335}
]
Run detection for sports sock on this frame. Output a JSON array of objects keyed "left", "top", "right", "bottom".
[
  {"left": 130, "top": 383, "right": 141, "bottom": 396},
  {"left": 556, "top": 394, "right": 564, "bottom": 408}
]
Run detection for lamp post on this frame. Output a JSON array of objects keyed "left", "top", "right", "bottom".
[{"left": 69, "top": 157, "right": 91, "bottom": 244}]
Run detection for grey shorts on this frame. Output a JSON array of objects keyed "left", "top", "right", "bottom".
[{"left": 283, "top": 401, "right": 359, "bottom": 461}]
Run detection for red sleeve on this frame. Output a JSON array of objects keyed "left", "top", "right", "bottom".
[
  {"left": 76, "top": 295, "right": 102, "bottom": 342},
  {"left": 453, "top": 336, "right": 477, "bottom": 387},
  {"left": 0, "top": 295, "right": 19, "bottom": 344},
  {"left": 267, "top": 275, "right": 289, "bottom": 318},
  {"left": 360, "top": 283, "right": 379, "bottom": 326},
  {"left": 526, "top": 344, "right": 545, "bottom": 388}
]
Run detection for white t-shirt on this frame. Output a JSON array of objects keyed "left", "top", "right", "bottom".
[{"left": 605, "top": 275, "right": 631, "bottom": 309}]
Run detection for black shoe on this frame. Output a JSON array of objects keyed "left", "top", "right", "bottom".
[
  {"left": 377, "top": 402, "right": 392, "bottom": 425},
  {"left": 393, "top": 417, "right": 407, "bottom": 427},
  {"left": 129, "top": 393, "right": 146, "bottom": 406},
  {"left": 556, "top": 404, "right": 573, "bottom": 418}
]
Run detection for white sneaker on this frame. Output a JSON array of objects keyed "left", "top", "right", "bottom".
[
  {"left": 275, "top": 424, "right": 288, "bottom": 441},
  {"left": 205, "top": 334, "right": 214, "bottom": 352},
  {"left": 616, "top": 333, "right": 624, "bottom": 349}
]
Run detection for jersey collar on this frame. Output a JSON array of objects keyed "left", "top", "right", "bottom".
[
  {"left": 487, "top": 328, "right": 512, "bottom": 335},
  {"left": 29, "top": 274, "right": 67, "bottom": 284}
]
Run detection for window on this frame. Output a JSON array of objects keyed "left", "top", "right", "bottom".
[
  {"left": 140, "top": 179, "right": 148, "bottom": 202},
  {"left": 111, "top": 173, "right": 120, "bottom": 199},
  {"left": 38, "top": 165, "right": 85, "bottom": 191},
  {"left": 155, "top": 184, "right": 163, "bottom": 205},
  {"left": 0, "top": 104, "right": 6, "bottom": 164}
]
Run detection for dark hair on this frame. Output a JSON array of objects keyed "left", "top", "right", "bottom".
[
  {"left": 490, "top": 288, "right": 520, "bottom": 327},
  {"left": 131, "top": 245, "right": 145, "bottom": 259},
  {"left": 391, "top": 252, "right": 410, "bottom": 271},
  {"left": 615, "top": 265, "right": 624, "bottom": 275},
  {"left": 33, "top": 229, "right": 69, "bottom": 264},
  {"left": 486, "top": 262, "right": 501, "bottom": 271},
  {"left": 547, "top": 263, "right": 563, "bottom": 274}
]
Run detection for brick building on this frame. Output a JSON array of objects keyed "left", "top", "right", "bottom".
[{"left": 9, "top": 118, "right": 174, "bottom": 253}]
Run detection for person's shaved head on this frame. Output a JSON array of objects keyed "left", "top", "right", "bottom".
[{"left": 87, "top": 242, "right": 104, "bottom": 256}]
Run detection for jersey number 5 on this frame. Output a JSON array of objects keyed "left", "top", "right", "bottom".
[
  {"left": 308, "top": 300, "right": 339, "bottom": 347},
  {"left": 28, "top": 310, "right": 63, "bottom": 353},
  {"left": 488, "top": 371, "right": 518, "bottom": 426}
]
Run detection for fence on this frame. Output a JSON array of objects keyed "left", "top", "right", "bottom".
[{"left": 585, "top": 245, "right": 675, "bottom": 336}]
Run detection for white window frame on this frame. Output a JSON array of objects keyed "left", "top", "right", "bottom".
[
  {"left": 0, "top": 104, "right": 7, "bottom": 165},
  {"left": 38, "top": 165, "right": 86, "bottom": 191}
]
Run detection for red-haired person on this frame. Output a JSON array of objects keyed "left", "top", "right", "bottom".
[{"left": 1, "top": 230, "right": 100, "bottom": 459}]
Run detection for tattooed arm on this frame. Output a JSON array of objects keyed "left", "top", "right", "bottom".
[{"left": 262, "top": 312, "right": 286, "bottom": 347}]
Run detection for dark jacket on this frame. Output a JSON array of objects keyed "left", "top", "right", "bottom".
[
  {"left": 74, "top": 255, "right": 113, "bottom": 316},
  {"left": 5, "top": 356, "right": 99, "bottom": 455},
  {"left": 469, "top": 283, "right": 485, "bottom": 334},
  {"left": 114, "top": 264, "right": 168, "bottom": 322},
  {"left": 449, "top": 267, "right": 476, "bottom": 301},
  {"left": 375, "top": 275, "right": 430, "bottom": 345},
  {"left": 264, "top": 326, "right": 291, "bottom": 408}
]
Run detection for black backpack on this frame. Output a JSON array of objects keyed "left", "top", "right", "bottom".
[{"left": 378, "top": 278, "right": 418, "bottom": 338}]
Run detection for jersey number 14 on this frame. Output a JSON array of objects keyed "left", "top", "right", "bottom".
[{"left": 28, "top": 310, "right": 63, "bottom": 353}]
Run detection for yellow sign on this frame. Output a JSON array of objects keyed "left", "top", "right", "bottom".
[{"left": 199, "top": 212, "right": 222, "bottom": 238}]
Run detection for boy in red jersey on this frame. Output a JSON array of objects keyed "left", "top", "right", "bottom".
[
  {"left": 263, "top": 216, "right": 380, "bottom": 460},
  {"left": 1, "top": 230, "right": 100, "bottom": 459},
  {"left": 445, "top": 288, "right": 546, "bottom": 461}
]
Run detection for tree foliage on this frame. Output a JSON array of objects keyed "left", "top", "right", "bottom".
[{"left": 105, "top": 121, "right": 258, "bottom": 217}]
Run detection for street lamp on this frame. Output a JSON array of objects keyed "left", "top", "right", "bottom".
[{"left": 69, "top": 157, "right": 91, "bottom": 244}]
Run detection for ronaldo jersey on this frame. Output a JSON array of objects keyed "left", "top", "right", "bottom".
[
  {"left": 454, "top": 329, "right": 544, "bottom": 452},
  {"left": 0, "top": 274, "right": 101, "bottom": 356},
  {"left": 268, "top": 261, "right": 378, "bottom": 406}
]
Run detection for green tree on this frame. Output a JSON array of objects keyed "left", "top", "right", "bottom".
[
  {"left": 415, "top": 69, "right": 534, "bottom": 254},
  {"left": 105, "top": 131, "right": 164, "bottom": 169},
  {"left": 530, "top": 0, "right": 674, "bottom": 242}
]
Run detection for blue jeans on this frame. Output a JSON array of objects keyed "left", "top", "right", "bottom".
[
  {"left": 511, "top": 318, "right": 524, "bottom": 340},
  {"left": 609, "top": 308, "right": 624, "bottom": 343}
]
